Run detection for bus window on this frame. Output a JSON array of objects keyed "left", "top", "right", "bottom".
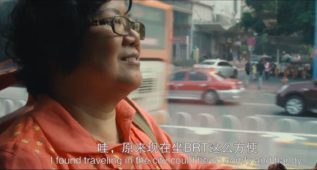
[{"left": 128, "top": 0, "right": 173, "bottom": 125}]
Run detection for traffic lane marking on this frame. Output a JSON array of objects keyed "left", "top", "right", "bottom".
[
  {"left": 162, "top": 125, "right": 317, "bottom": 150},
  {"left": 241, "top": 102, "right": 277, "bottom": 107},
  {"left": 256, "top": 114, "right": 317, "bottom": 120},
  {"left": 161, "top": 125, "right": 317, "bottom": 138}
]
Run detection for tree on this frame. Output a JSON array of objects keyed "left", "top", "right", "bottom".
[{"left": 241, "top": 0, "right": 315, "bottom": 45}]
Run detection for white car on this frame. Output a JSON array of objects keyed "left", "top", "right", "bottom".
[{"left": 193, "top": 59, "right": 238, "bottom": 78}]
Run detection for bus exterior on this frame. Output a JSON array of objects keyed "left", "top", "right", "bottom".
[{"left": 128, "top": 0, "right": 173, "bottom": 124}]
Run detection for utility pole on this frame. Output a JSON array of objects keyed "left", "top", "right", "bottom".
[{"left": 314, "top": 0, "right": 317, "bottom": 79}]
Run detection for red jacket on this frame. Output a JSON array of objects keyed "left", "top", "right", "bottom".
[{"left": 0, "top": 95, "right": 233, "bottom": 169}]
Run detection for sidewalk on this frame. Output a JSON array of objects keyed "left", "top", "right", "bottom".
[
  {"left": 230, "top": 60, "right": 247, "bottom": 71},
  {"left": 232, "top": 60, "right": 310, "bottom": 93},
  {"left": 243, "top": 76, "right": 309, "bottom": 93},
  {"left": 245, "top": 81, "right": 281, "bottom": 93}
]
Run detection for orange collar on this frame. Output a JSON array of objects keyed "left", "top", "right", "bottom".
[{"left": 31, "top": 95, "right": 136, "bottom": 154}]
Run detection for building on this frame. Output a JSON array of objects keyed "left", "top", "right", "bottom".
[
  {"left": 160, "top": 0, "right": 244, "bottom": 65},
  {"left": 192, "top": 0, "right": 244, "bottom": 61},
  {"left": 159, "top": 0, "right": 194, "bottom": 65}
]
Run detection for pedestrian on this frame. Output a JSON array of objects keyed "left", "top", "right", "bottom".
[
  {"left": 271, "top": 62, "right": 277, "bottom": 77},
  {"left": 264, "top": 60, "right": 270, "bottom": 80},
  {"left": 252, "top": 63, "right": 257, "bottom": 81},
  {"left": 281, "top": 76, "right": 288, "bottom": 85},
  {"left": 245, "top": 61, "right": 251, "bottom": 75},
  {"left": 256, "top": 59, "right": 265, "bottom": 90},
  {"left": 0, "top": 0, "right": 234, "bottom": 169},
  {"left": 244, "top": 60, "right": 251, "bottom": 86}
]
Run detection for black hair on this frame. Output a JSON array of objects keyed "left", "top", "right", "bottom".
[{"left": 5, "top": 0, "right": 131, "bottom": 97}]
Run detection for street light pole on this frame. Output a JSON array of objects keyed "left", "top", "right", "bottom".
[{"left": 314, "top": 0, "right": 317, "bottom": 79}]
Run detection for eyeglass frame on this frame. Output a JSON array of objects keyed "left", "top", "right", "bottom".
[{"left": 91, "top": 16, "right": 145, "bottom": 40}]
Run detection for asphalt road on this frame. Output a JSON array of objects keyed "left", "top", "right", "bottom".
[
  {"left": 164, "top": 75, "right": 317, "bottom": 169},
  {"left": 167, "top": 88, "right": 317, "bottom": 127}
]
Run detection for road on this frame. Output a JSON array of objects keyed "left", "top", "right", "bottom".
[
  {"left": 167, "top": 90, "right": 316, "bottom": 126},
  {"left": 163, "top": 71, "right": 317, "bottom": 169}
]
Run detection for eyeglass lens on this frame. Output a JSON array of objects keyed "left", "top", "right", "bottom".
[
  {"left": 113, "top": 17, "right": 129, "bottom": 35},
  {"left": 113, "top": 17, "right": 145, "bottom": 40}
]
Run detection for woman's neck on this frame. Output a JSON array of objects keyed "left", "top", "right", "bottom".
[
  {"left": 50, "top": 71, "right": 129, "bottom": 144},
  {"left": 56, "top": 96, "right": 122, "bottom": 144},
  {"left": 73, "top": 106, "right": 120, "bottom": 144}
]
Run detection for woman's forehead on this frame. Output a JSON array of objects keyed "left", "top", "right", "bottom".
[{"left": 97, "top": 0, "right": 130, "bottom": 16}]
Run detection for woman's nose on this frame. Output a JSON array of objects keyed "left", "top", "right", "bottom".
[{"left": 122, "top": 29, "right": 140, "bottom": 47}]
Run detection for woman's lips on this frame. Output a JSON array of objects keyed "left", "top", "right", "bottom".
[{"left": 120, "top": 54, "right": 140, "bottom": 65}]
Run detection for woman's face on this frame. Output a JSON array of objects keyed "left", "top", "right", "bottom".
[{"left": 72, "top": 0, "right": 142, "bottom": 97}]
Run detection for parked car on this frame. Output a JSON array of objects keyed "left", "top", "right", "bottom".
[
  {"left": 168, "top": 68, "right": 245, "bottom": 104},
  {"left": 250, "top": 58, "right": 259, "bottom": 65},
  {"left": 193, "top": 59, "right": 238, "bottom": 78},
  {"left": 276, "top": 81, "right": 317, "bottom": 115}
]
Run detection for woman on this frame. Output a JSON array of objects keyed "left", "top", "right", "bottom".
[{"left": 0, "top": 0, "right": 232, "bottom": 169}]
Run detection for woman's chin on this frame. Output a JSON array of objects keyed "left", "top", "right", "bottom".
[
  {"left": 128, "top": 78, "right": 142, "bottom": 92},
  {"left": 117, "top": 77, "right": 142, "bottom": 94}
]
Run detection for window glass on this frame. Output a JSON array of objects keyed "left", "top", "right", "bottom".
[
  {"left": 1, "top": 1, "right": 317, "bottom": 169},
  {"left": 202, "top": 61, "right": 215, "bottom": 65},
  {"left": 217, "top": 62, "right": 232, "bottom": 67},
  {"left": 171, "top": 71, "right": 186, "bottom": 81},
  {"left": 209, "top": 73, "right": 224, "bottom": 81},
  {"left": 131, "top": 4, "right": 165, "bottom": 49},
  {"left": 189, "top": 71, "right": 207, "bottom": 81}
]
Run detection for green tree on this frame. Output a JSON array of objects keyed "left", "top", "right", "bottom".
[{"left": 241, "top": 0, "right": 315, "bottom": 45}]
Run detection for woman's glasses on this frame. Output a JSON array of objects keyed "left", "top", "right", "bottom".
[{"left": 91, "top": 16, "right": 145, "bottom": 40}]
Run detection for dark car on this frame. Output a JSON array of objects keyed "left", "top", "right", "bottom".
[{"left": 276, "top": 81, "right": 317, "bottom": 115}]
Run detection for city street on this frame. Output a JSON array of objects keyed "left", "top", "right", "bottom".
[
  {"left": 164, "top": 70, "right": 317, "bottom": 169},
  {"left": 167, "top": 89, "right": 316, "bottom": 126}
]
